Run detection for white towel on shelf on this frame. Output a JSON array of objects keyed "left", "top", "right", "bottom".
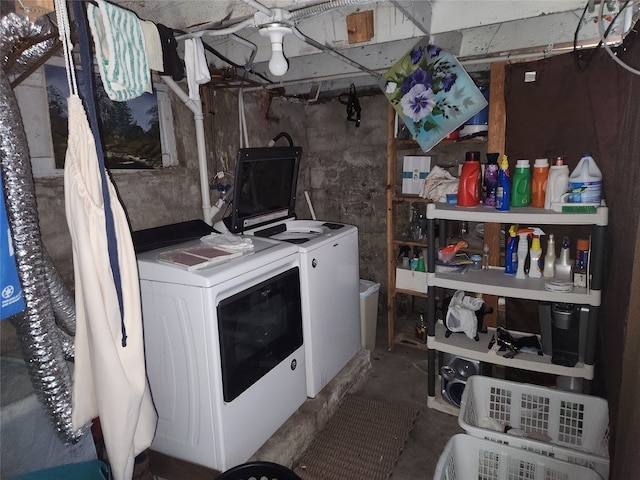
[
  {"left": 184, "top": 37, "right": 211, "bottom": 101},
  {"left": 87, "top": 0, "right": 152, "bottom": 101},
  {"left": 201, "top": 233, "right": 254, "bottom": 252},
  {"left": 139, "top": 19, "right": 164, "bottom": 73}
]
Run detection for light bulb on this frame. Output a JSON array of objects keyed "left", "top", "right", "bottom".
[
  {"left": 269, "top": 42, "right": 288, "bottom": 76},
  {"left": 259, "top": 25, "right": 291, "bottom": 77}
]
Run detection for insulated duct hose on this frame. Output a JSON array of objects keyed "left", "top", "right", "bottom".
[{"left": 1, "top": 12, "right": 83, "bottom": 443}]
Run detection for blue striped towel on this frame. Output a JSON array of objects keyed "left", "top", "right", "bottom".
[{"left": 87, "top": 0, "right": 151, "bottom": 102}]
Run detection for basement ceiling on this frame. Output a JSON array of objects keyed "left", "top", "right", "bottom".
[{"left": 109, "top": 0, "right": 635, "bottom": 97}]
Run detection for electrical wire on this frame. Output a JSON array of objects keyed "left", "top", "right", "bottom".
[
  {"left": 268, "top": 131, "right": 294, "bottom": 146},
  {"left": 598, "top": 0, "right": 640, "bottom": 75},
  {"left": 574, "top": 0, "right": 630, "bottom": 71}
]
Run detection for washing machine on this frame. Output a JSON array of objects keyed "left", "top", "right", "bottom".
[
  {"left": 135, "top": 223, "right": 307, "bottom": 471},
  {"left": 248, "top": 218, "right": 361, "bottom": 398}
]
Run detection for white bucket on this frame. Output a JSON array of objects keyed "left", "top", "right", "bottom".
[{"left": 569, "top": 154, "right": 602, "bottom": 203}]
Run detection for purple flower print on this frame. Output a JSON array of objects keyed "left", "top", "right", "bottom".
[
  {"left": 442, "top": 73, "right": 458, "bottom": 92},
  {"left": 401, "top": 68, "right": 433, "bottom": 95},
  {"left": 400, "top": 84, "right": 436, "bottom": 122},
  {"left": 410, "top": 47, "right": 423, "bottom": 64},
  {"left": 427, "top": 45, "right": 441, "bottom": 58}
]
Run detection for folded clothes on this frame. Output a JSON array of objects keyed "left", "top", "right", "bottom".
[{"left": 200, "top": 233, "right": 255, "bottom": 252}]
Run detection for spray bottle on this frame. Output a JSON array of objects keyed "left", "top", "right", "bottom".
[
  {"left": 505, "top": 225, "right": 519, "bottom": 275},
  {"left": 515, "top": 228, "right": 533, "bottom": 279},
  {"left": 527, "top": 228, "right": 546, "bottom": 278}
]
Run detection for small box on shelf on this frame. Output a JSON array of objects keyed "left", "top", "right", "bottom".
[{"left": 396, "top": 268, "right": 427, "bottom": 294}]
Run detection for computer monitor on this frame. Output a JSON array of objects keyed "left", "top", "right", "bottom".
[{"left": 224, "top": 146, "right": 302, "bottom": 234}]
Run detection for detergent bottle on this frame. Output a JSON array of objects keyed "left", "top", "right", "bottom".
[
  {"left": 531, "top": 158, "right": 549, "bottom": 208},
  {"left": 544, "top": 156, "right": 570, "bottom": 210},
  {"left": 511, "top": 159, "right": 531, "bottom": 207},
  {"left": 569, "top": 153, "right": 602, "bottom": 204},
  {"left": 515, "top": 228, "right": 532, "bottom": 279},
  {"left": 496, "top": 155, "right": 511, "bottom": 211},
  {"left": 528, "top": 228, "right": 545, "bottom": 278},
  {"left": 457, "top": 151, "right": 482, "bottom": 207},
  {"left": 482, "top": 153, "right": 500, "bottom": 207},
  {"left": 505, "top": 225, "right": 519, "bottom": 275}
]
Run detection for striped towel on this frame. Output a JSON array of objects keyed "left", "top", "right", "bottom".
[{"left": 87, "top": 0, "right": 151, "bottom": 101}]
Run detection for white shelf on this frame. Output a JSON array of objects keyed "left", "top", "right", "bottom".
[
  {"left": 427, "top": 321, "right": 594, "bottom": 380},
  {"left": 427, "top": 267, "right": 600, "bottom": 306},
  {"left": 426, "top": 203, "right": 608, "bottom": 226}
]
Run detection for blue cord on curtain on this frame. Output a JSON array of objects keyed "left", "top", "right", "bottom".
[{"left": 71, "top": 0, "right": 127, "bottom": 347}]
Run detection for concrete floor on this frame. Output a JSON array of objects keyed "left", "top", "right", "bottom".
[{"left": 149, "top": 314, "right": 463, "bottom": 479}]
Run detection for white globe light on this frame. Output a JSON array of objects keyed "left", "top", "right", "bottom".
[
  {"left": 259, "top": 25, "right": 291, "bottom": 77},
  {"left": 269, "top": 43, "right": 288, "bottom": 76}
]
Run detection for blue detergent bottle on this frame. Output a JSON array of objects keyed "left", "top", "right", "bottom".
[
  {"left": 505, "top": 224, "right": 519, "bottom": 275},
  {"left": 496, "top": 155, "right": 511, "bottom": 211}
]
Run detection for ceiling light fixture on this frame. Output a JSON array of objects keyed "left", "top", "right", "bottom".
[{"left": 259, "top": 24, "right": 292, "bottom": 77}]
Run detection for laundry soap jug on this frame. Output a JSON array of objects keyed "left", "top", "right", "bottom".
[
  {"left": 511, "top": 159, "right": 531, "bottom": 207},
  {"left": 482, "top": 153, "right": 500, "bottom": 207},
  {"left": 531, "top": 158, "right": 549, "bottom": 208},
  {"left": 544, "top": 157, "right": 570, "bottom": 210},
  {"left": 457, "top": 151, "right": 482, "bottom": 207},
  {"left": 569, "top": 153, "right": 602, "bottom": 204}
]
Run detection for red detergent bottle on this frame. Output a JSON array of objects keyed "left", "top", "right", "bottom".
[{"left": 457, "top": 151, "right": 482, "bottom": 207}]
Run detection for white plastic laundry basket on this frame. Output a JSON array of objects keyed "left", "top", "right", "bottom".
[
  {"left": 434, "top": 434, "right": 604, "bottom": 480},
  {"left": 459, "top": 376, "right": 609, "bottom": 479}
]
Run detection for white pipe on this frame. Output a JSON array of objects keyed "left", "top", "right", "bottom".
[
  {"left": 242, "top": 0, "right": 273, "bottom": 17},
  {"left": 162, "top": 77, "right": 214, "bottom": 225},
  {"left": 176, "top": 18, "right": 254, "bottom": 41}
]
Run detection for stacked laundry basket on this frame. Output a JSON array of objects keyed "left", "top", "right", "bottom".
[{"left": 434, "top": 376, "right": 610, "bottom": 480}]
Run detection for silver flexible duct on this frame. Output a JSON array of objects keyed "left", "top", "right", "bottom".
[
  {"left": 1, "top": 12, "right": 82, "bottom": 442},
  {"left": 288, "top": 0, "right": 379, "bottom": 21}
]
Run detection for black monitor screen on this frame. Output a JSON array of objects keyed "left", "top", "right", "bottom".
[{"left": 225, "top": 146, "right": 302, "bottom": 234}]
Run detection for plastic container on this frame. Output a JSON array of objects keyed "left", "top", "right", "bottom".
[
  {"left": 504, "top": 225, "right": 518, "bottom": 275},
  {"left": 359, "top": 279, "right": 380, "bottom": 350},
  {"left": 555, "top": 235, "right": 573, "bottom": 282},
  {"left": 515, "top": 229, "right": 530, "bottom": 279},
  {"left": 528, "top": 235, "right": 543, "bottom": 278},
  {"left": 482, "top": 153, "right": 499, "bottom": 207},
  {"left": 574, "top": 238, "right": 590, "bottom": 288},
  {"left": 434, "top": 434, "right": 605, "bottom": 480},
  {"left": 569, "top": 153, "right": 602, "bottom": 204},
  {"left": 458, "top": 376, "right": 610, "bottom": 479},
  {"left": 457, "top": 151, "right": 482, "bottom": 207},
  {"left": 544, "top": 156, "right": 570, "bottom": 210},
  {"left": 543, "top": 233, "right": 556, "bottom": 278},
  {"left": 531, "top": 158, "right": 549, "bottom": 208},
  {"left": 511, "top": 159, "right": 531, "bottom": 207},
  {"left": 495, "top": 155, "right": 510, "bottom": 211}
]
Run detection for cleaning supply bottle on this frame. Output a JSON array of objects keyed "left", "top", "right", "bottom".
[
  {"left": 569, "top": 153, "right": 602, "bottom": 204},
  {"left": 496, "top": 155, "right": 511, "bottom": 211},
  {"left": 504, "top": 225, "right": 519, "bottom": 275},
  {"left": 528, "top": 228, "right": 545, "bottom": 278},
  {"left": 515, "top": 228, "right": 532, "bottom": 279},
  {"left": 482, "top": 153, "right": 500, "bottom": 207},
  {"left": 544, "top": 156, "right": 570, "bottom": 210},
  {"left": 531, "top": 158, "right": 549, "bottom": 208},
  {"left": 543, "top": 233, "right": 556, "bottom": 278},
  {"left": 457, "top": 151, "right": 482, "bottom": 207},
  {"left": 573, "top": 238, "right": 590, "bottom": 288},
  {"left": 511, "top": 159, "right": 531, "bottom": 207},
  {"left": 555, "top": 236, "right": 573, "bottom": 282}
]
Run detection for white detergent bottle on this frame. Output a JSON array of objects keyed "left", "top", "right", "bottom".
[
  {"left": 569, "top": 153, "right": 602, "bottom": 203},
  {"left": 544, "top": 156, "right": 570, "bottom": 210},
  {"left": 528, "top": 228, "right": 545, "bottom": 278},
  {"left": 515, "top": 228, "right": 532, "bottom": 279}
]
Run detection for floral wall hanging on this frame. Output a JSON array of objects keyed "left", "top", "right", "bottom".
[{"left": 382, "top": 40, "right": 488, "bottom": 152}]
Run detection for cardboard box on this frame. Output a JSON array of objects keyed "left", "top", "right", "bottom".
[
  {"left": 396, "top": 268, "right": 428, "bottom": 294},
  {"left": 402, "top": 156, "right": 431, "bottom": 194}
]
